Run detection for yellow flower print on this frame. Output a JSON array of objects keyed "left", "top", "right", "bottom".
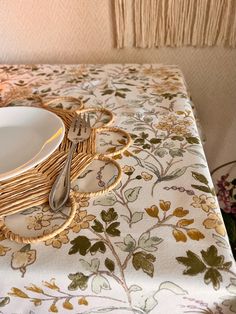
[
  {"left": 49, "top": 303, "right": 58, "bottom": 312},
  {"left": 173, "top": 125, "right": 188, "bottom": 136},
  {"left": 191, "top": 194, "right": 217, "bottom": 212},
  {"left": 159, "top": 200, "right": 171, "bottom": 211},
  {"left": 11, "top": 246, "right": 36, "bottom": 277},
  {"left": 73, "top": 195, "right": 90, "bottom": 208},
  {"left": 8, "top": 287, "right": 29, "bottom": 298},
  {"left": 44, "top": 226, "right": 69, "bottom": 249},
  {"left": 0, "top": 244, "right": 10, "bottom": 256},
  {"left": 179, "top": 119, "right": 192, "bottom": 127},
  {"left": 142, "top": 66, "right": 175, "bottom": 78},
  {"left": 122, "top": 165, "right": 135, "bottom": 175},
  {"left": 25, "top": 284, "right": 43, "bottom": 293},
  {"left": 150, "top": 81, "right": 184, "bottom": 94},
  {"left": 78, "top": 196, "right": 90, "bottom": 207},
  {"left": 0, "top": 230, "right": 6, "bottom": 241},
  {"left": 142, "top": 67, "right": 158, "bottom": 76},
  {"left": 70, "top": 65, "right": 89, "bottom": 78},
  {"left": 78, "top": 297, "right": 88, "bottom": 305},
  {"left": 203, "top": 213, "right": 226, "bottom": 236},
  {"left": 43, "top": 278, "right": 60, "bottom": 291},
  {"left": 27, "top": 212, "right": 53, "bottom": 230},
  {"left": 155, "top": 114, "right": 192, "bottom": 136},
  {"left": 141, "top": 171, "right": 153, "bottom": 181},
  {"left": 70, "top": 210, "right": 95, "bottom": 233},
  {"left": 156, "top": 122, "right": 172, "bottom": 132},
  {"left": 164, "top": 114, "right": 176, "bottom": 123}
]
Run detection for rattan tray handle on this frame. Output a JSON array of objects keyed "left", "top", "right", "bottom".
[{"left": 0, "top": 194, "right": 77, "bottom": 244}]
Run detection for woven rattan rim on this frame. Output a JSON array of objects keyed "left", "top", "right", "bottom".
[
  {"left": 0, "top": 194, "right": 77, "bottom": 244},
  {"left": 4, "top": 94, "right": 43, "bottom": 107},
  {"left": 76, "top": 107, "right": 114, "bottom": 128},
  {"left": 96, "top": 127, "right": 132, "bottom": 157},
  {"left": 73, "top": 155, "right": 122, "bottom": 197},
  {"left": 0, "top": 98, "right": 131, "bottom": 244},
  {"left": 43, "top": 96, "right": 84, "bottom": 111}
]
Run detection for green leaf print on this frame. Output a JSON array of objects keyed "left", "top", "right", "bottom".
[
  {"left": 104, "top": 258, "right": 115, "bottom": 272},
  {"left": 150, "top": 138, "right": 162, "bottom": 144},
  {"left": 0, "top": 297, "right": 10, "bottom": 307},
  {"left": 186, "top": 137, "right": 200, "bottom": 144},
  {"left": 191, "top": 171, "right": 209, "bottom": 185},
  {"left": 171, "top": 136, "right": 184, "bottom": 141},
  {"left": 91, "top": 275, "right": 111, "bottom": 294},
  {"left": 102, "top": 89, "right": 114, "bottom": 95},
  {"left": 204, "top": 268, "right": 222, "bottom": 290},
  {"left": 132, "top": 251, "right": 156, "bottom": 277},
  {"left": 69, "top": 236, "right": 91, "bottom": 256},
  {"left": 68, "top": 272, "right": 89, "bottom": 291},
  {"left": 91, "top": 220, "right": 104, "bottom": 233},
  {"left": 154, "top": 148, "right": 168, "bottom": 158},
  {"left": 115, "top": 234, "right": 136, "bottom": 252},
  {"left": 101, "top": 208, "right": 118, "bottom": 223},
  {"left": 138, "top": 232, "right": 163, "bottom": 252},
  {"left": 176, "top": 251, "right": 206, "bottom": 275},
  {"left": 124, "top": 186, "right": 142, "bottom": 203},
  {"left": 93, "top": 194, "right": 117, "bottom": 206},
  {"left": 79, "top": 258, "right": 100, "bottom": 273},
  {"left": 106, "top": 222, "right": 120, "bottom": 237},
  {"left": 191, "top": 185, "right": 212, "bottom": 194},
  {"left": 130, "top": 212, "right": 143, "bottom": 224},
  {"left": 169, "top": 148, "right": 184, "bottom": 157},
  {"left": 177, "top": 246, "right": 234, "bottom": 290},
  {"left": 201, "top": 245, "right": 224, "bottom": 267},
  {"left": 90, "top": 241, "right": 106, "bottom": 255}
]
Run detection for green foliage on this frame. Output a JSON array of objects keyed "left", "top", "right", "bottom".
[
  {"left": 192, "top": 172, "right": 208, "bottom": 185},
  {"left": 176, "top": 245, "right": 233, "bottom": 290},
  {"left": 101, "top": 208, "right": 118, "bottom": 223},
  {"left": 90, "top": 241, "right": 106, "bottom": 255},
  {"left": 106, "top": 222, "right": 120, "bottom": 237},
  {"left": 104, "top": 258, "right": 115, "bottom": 272},
  {"left": 176, "top": 251, "right": 206, "bottom": 275},
  {"left": 68, "top": 272, "right": 89, "bottom": 291},
  {"left": 186, "top": 137, "right": 200, "bottom": 144},
  {"left": 132, "top": 251, "right": 156, "bottom": 277},
  {"left": 69, "top": 236, "right": 91, "bottom": 256},
  {"left": 91, "top": 220, "right": 104, "bottom": 233},
  {"left": 0, "top": 297, "right": 10, "bottom": 307},
  {"left": 191, "top": 171, "right": 215, "bottom": 195},
  {"left": 116, "top": 234, "right": 136, "bottom": 252},
  {"left": 124, "top": 187, "right": 142, "bottom": 203}
]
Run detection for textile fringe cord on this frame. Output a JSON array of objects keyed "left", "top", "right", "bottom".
[{"left": 114, "top": 0, "right": 236, "bottom": 48}]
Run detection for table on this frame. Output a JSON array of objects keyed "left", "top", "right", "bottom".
[{"left": 0, "top": 64, "right": 235, "bottom": 314}]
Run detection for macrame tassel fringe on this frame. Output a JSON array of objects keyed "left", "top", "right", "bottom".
[{"left": 114, "top": 0, "right": 236, "bottom": 48}]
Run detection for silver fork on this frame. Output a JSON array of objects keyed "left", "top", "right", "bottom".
[{"left": 49, "top": 113, "right": 91, "bottom": 212}]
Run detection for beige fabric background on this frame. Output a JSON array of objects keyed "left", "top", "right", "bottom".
[{"left": 0, "top": 0, "right": 235, "bottom": 170}]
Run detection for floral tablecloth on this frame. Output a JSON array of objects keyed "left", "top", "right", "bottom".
[{"left": 0, "top": 64, "right": 235, "bottom": 314}]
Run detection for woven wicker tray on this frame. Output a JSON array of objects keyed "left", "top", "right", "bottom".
[{"left": 0, "top": 98, "right": 131, "bottom": 243}]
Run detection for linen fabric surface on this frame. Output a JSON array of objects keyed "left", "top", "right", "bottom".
[{"left": 0, "top": 64, "right": 235, "bottom": 314}]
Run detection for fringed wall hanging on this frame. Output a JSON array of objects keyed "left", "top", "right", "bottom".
[{"left": 114, "top": 0, "right": 236, "bottom": 48}]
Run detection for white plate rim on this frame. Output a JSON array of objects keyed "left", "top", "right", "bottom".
[{"left": 0, "top": 106, "right": 65, "bottom": 181}]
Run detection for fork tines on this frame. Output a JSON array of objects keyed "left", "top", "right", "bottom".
[
  {"left": 71, "top": 113, "right": 91, "bottom": 136},
  {"left": 71, "top": 114, "right": 79, "bottom": 132}
]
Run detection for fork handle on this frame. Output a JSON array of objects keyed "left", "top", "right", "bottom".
[{"left": 49, "top": 142, "right": 77, "bottom": 211}]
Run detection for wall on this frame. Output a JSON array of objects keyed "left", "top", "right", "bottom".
[{"left": 0, "top": 0, "right": 235, "bottom": 170}]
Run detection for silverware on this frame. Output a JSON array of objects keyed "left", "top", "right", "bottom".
[{"left": 49, "top": 113, "right": 91, "bottom": 211}]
